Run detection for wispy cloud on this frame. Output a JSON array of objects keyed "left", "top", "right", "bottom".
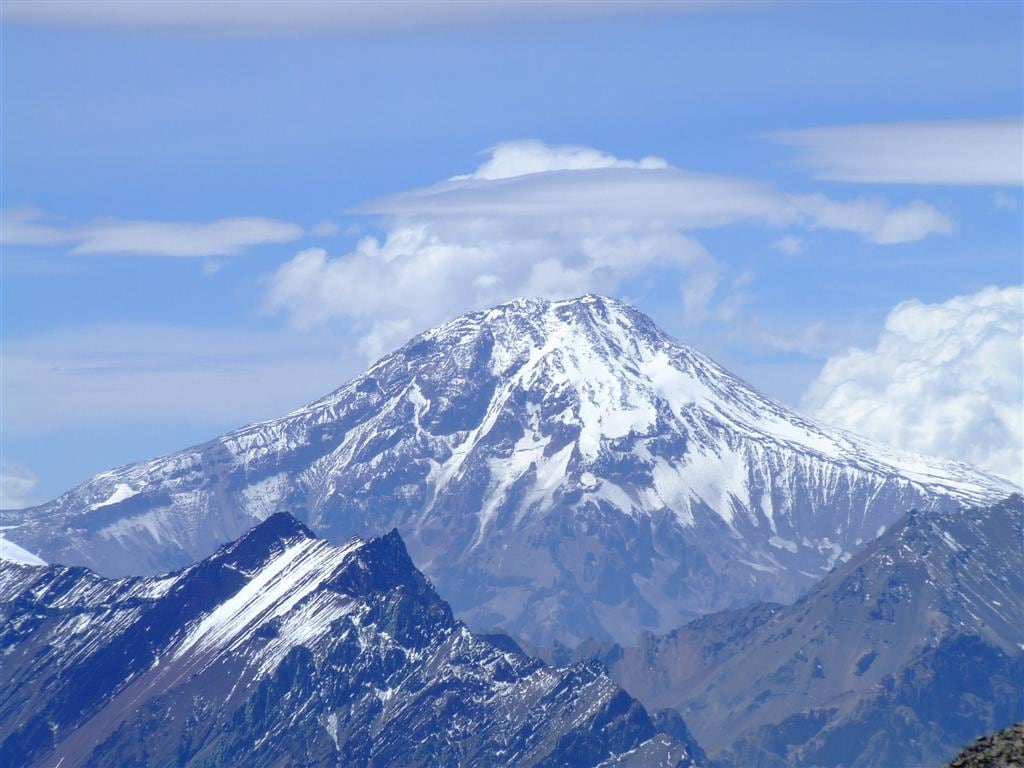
[
  {"left": 772, "top": 235, "right": 803, "bottom": 255},
  {"left": 2, "top": 325, "right": 358, "bottom": 431},
  {"left": 994, "top": 191, "right": 1019, "bottom": 211},
  {"left": 1, "top": 208, "right": 305, "bottom": 257},
  {"left": 769, "top": 118, "right": 1024, "bottom": 186},
  {"left": 265, "top": 140, "right": 954, "bottom": 357},
  {"left": 1, "top": 0, "right": 733, "bottom": 35},
  {"left": 361, "top": 146, "right": 953, "bottom": 242}
]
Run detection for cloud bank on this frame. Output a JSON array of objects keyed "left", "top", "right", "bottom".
[
  {"left": 770, "top": 118, "right": 1024, "bottom": 186},
  {"left": 1, "top": 208, "right": 305, "bottom": 257},
  {"left": 803, "top": 285, "right": 1024, "bottom": 484},
  {"left": 266, "top": 140, "right": 954, "bottom": 357}
]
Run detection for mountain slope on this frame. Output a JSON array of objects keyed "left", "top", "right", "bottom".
[
  {"left": 581, "top": 495, "right": 1024, "bottom": 767},
  {"left": 0, "top": 514, "right": 701, "bottom": 768},
  {"left": 5, "top": 295, "right": 1016, "bottom": 645}
]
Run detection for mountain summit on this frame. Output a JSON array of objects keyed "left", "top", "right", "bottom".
[{"left": 5, "top": 295, "right": 1015, "bottom": 644}]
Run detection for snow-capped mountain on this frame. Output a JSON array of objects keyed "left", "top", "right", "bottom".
[
  {"left": 582, "top": 495, "right": 1024, "bottom": 767},
  {"left": 0, "top": 514, "right": 702, "bottom": 768},
  {"left": 5, "top": 295, "right": 1016, "bottom": 645}
]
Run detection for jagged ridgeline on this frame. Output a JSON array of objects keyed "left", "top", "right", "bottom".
[
  {"left": 567, "top": 495, "right": 1024, "bottom": 768},
  {"left": 4, "top": 296, "right": 1016, "bottom": 646},
  {"left": 0, "top": 514, "right": 703, "bottom": 768}
]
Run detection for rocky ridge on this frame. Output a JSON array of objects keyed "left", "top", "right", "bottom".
[{"left": 0, "top": 513, "right": 702, "bottom": 768}]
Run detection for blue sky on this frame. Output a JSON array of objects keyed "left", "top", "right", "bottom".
[{"left": 2, "top": 1, "right": 1022, "bottom": 503}]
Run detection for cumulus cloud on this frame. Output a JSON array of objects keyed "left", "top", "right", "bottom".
[
  {"left": 266, "top": 140, "right": 954, "bottom": 356},
  {"left": 1, "top": 208, "right": 305, "bottom": 257},
  {"left": 452, "top": 140, "right": 669, "bottom": 180},
  {"left": 770, "top": 118, "right": 1024, "bottom": 186},
  {"left": 0, "top": 463, "right": 38, "bottom": 509},
  {"left": 266, "top": 228, "right": 717, "bottom": 359},
  {"left": 0, "top": 1, "right": 727, "bottom": 34},
  {"left": 802, "top": 286, "right": 1024, "bottom": 484}
]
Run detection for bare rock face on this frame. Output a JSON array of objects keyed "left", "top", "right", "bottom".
[
  {"left": 0, "top": 514, "right": 701, "bottom": 768},
  {"left": 5, "top": 295, "right": 1015, "bottom": 646},
  {"left": 569, "top": 496, "right": 1024, "bottom": 768}
]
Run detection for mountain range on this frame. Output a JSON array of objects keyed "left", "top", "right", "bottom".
[
  {"left": 4, "top": 295, "right": 1016, "bottom": 647},
  {"left": 0, "top": 513, "right": 703, "bottom": 768},
  {"left": 558, "top": 495, "right": 1024, "bottom": 767}
]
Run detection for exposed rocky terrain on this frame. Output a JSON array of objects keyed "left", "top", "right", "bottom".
[
  {"left": 562, "top": 496, "right": 1024, "bottom": 767},
  {"left": 0, "top": 513, "right": 702, "bottom": 768}
]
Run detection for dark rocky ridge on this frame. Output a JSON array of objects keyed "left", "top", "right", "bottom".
[{"left": 0, "top": 513, "right": 701, "bottom": 768}]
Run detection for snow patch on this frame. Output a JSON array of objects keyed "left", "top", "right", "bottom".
[
  {"left": 0, "top": 535, "right": 46, "bottom": 566},
  {"left": 174, "top": 537, "right": 363, "bottom": 663},
  {"left": 769, "top": 536, "right": 799, "bottom": 554},
  {"left": 92, "top": 483, "right": 139, "bottom": 509}
]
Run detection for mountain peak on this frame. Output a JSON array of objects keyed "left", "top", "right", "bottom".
[
  {"left": 7, "top": 296, "right": 1016, "bottom": 645},
  {"left": 247, "top": 511, "right": 315, "bottom": 541},
  {"left": 414, "top": 293, "right": 664, "bottom": 356},
  {"left": 211, "top": 511, "right": 317, "bottom": 572}
]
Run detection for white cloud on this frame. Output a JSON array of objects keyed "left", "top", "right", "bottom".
[
  {"left": 311, "top": 220, "right": 341, "bottom": 237},
  {"left": 1, "top": 208, "right": 305, "bottom": 257},
  {"left": 0, "top": 1, "right": 730, "bottom": 34},
  {"left": 795, "top": 196, "right": 955, "bottom": 244},
  {"left": 266, "top": 227, "right": 717, "bottom": 359},
  {"left": 2, "top": 325, "right": 359, "bottom": 431},
  {"left": 452, "top": 140, "right": 669, "bottom": 181},
  {"left": 266, "top": 141, "right": 954, "bottom": 356},
  {"left": 0, "top": 463, "right": 38, "bottom": 509},
  {"left": 802, "top": 286, "right": 1024, "bottom": 484},
  {"left": 361, "top": 152, "right": 952, "bottom": 241},
  {"left": 770, "top": 118, "right": 1024, "bottom": 186}
]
